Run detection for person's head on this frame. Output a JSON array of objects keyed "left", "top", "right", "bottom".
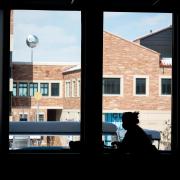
[{"left": 122, "top": 111, "right": 139, "bottom": 130}]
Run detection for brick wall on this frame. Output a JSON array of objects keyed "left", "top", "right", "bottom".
[
  {"left": 63, "top": 71, "right": 81, "bottom": 109},
  {"left": 103, "top": 32, "right": 171, "bottom": 111},
  {"left": 12, "top": 32, "right": 171, "bottom": 119}
]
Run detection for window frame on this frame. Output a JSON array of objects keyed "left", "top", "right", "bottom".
[
  {"left": 18, "top": 82, "right": 28, "bottom": 97},
  {"left": 71, "top": 79, "right": 76, "bottom": 97},
  {"left": 159, "top": 76, "right": 172, "bottom": 96},
  {"left": 0, "top": 0, "right": 179, "bottom": 160},
  {"left": 40, "top": 83, "right": 49, "bottom": 96},
  {"left": 65, "top": 80, "right": 71, "bottom": 97},
  {"left": 103, "top": 75, "right": 123, "bottom": 96},
  {"left": 13, "top": 82, "right": 17, "bottom": 96},
  {"left": 51, "top": 83, "right": 60, "bottom": 97},
  {"left": 77, "top": 78, "right": 81, "bottom": 97},
  {"left": 29, "top": 82, "right": 38, "bottom": 97},
  {"left": 133, "top": 75, "right": 149, "bottom": 96}
]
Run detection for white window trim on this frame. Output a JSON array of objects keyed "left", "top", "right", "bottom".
[
  {"left": 65, "top": 80, "right": 71, "bottom": 97},
  {"left": 103, "top": 75, "right": 123, "bottom": 96},
  {"left": 72, "top": 79, "right": 76, "bottom": 97},
  {"left": 77, "top": 78, "right": 81, "bottom": 97},
  {"left": 38, "top": 112, "right": 45, "bottom": 122},
  {"left": 133, "top": 75, "right": 149, "bottom": 96},
  {"left": 159, "top": 76, "right": 171, "bottom": 96}
]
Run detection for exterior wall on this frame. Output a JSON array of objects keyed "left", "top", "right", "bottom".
[
  {"left": 12, "top": 63, "right": 74, "bottom": 121},
  {"left": 12, "top": 32, "right": 172, "bottom": 149},
  {"left": 63, "top": 71, "right": 81, "bottom": 109},
  {"left": 103, "top": 32, "right": 171, "bottom": 111},
  {"left": 11, "top": 108, "right": 47, "bottom": 121}
]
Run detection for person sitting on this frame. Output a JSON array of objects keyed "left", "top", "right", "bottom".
[{"left": 112, "top": 111, "right": 158, "bottom": 156}]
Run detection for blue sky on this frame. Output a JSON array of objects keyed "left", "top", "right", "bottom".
[{"left": 12, "top": 11, "right": 172, "bottom": 63}]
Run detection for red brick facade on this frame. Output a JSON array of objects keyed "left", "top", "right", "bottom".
[
  {"left": 103, "top": 32, "right": 171, "bottom": 111},
  {"left": 12, "top": 32, "right": 171, "bottom": 135}
]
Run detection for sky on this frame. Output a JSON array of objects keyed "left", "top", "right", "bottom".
[{"left": 12, "top": 11, "right": 172, "bottom": 63}]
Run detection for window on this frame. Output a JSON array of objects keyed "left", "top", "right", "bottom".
[
  {"left": 8, "top": 9, "right": 81, "bottom": 150},
  {"left": 38, "top": 114, "right": 44, "bottom": 122},
  {"left": 19, "top": 113, "right": 28, "bottom": 121},
  {"left": 40, "top": 83, "right": 49, "bottom": 96},
  {"left": 136, "top": 78, "right": 146, "bottom": 95},
  {"left": 72, "top": 80, "right": 76, "bottom": 97},
  {"left": 29, "top": 83, "right": 38, "bottom": 96},
  {"left": 19, "top": 82, "right": 28, "bottom": 96},
  {"left": 161, "top": 78, "right": 171, "bottom": 95},
  {"left": 103, "top": 78, "right": 121, "bottom": 95},
  {"left": 77, "top": 79, "right": 81, "bottom": 97},
  {"left": 13, "top": 82, "right": 17, "bottom": 96},
  {"left": 65, "top": 81, "right": 71, "bottom": 97},
  {"left": 51, "top": 83, "right": 59, "bottom": 96},
  {"left": 1, "top": 1, "right": 177, "bottom": 157},
  {"left": 133, "top": 76, "right": 149, "bottom": 96}
]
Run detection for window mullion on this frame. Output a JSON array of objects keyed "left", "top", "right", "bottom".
[{"left": 81, "top": 8, "right": 103, "bottom": 158}]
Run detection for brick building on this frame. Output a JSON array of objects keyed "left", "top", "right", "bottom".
[{"left": 12, "top": 31, "right": 171, "bottom": 138}]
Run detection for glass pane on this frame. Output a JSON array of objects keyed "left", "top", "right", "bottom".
[
  {"left": 161, "top": 79, "right": 171, "bottom": 95},
  {"left": 9, "top": 10, "right": 81, "bottom": 150},
  {"left": 136, "top": 78, "right": 146, "bottom": 94},
  {"left": 103, "top": 12, "right": 172, "bottom": 151}
]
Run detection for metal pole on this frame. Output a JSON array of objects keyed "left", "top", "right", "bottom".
[
  {"left": 31, "top": 48, "right": 33, "bottom": 63},
  {"left": 36, "top": 101, "right": 39, "bottom": 122}
]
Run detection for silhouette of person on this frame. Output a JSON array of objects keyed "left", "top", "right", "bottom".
[{"left": 112, "top": 111, "right": 158, "bottom": 156}]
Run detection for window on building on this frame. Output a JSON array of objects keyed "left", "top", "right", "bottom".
[
  {"left": 19, "top": 82, "right": 28, "bottom": 96},
  {"left": 72, "top": 80, "right": 76, "bottom": 97},
  {"left": 65, "top": 81, "right": 71, "bottom": 97},
  {"left": 40, "top": 83, "right": 49, "bottom": 96},
  {"left": 29, "top": 83, "right": 38, "bottom": 96},
  {"left": 51, "top": 83, "right": 59, "bottom": 96},
  {"left": 38, "top": 114, "right": 44, "bottom": 122},
  {"left": 136, "top": 78, "right": 146, "bottom": 95},
  {"left": 77, "top": 79, "right": 81, "bottom": 97},
  {"left": 13, "top": 82, "right": 17, "bottom": 96},
  {"left": 103, "top": 78, "right": 120, "bottom": 95},
  {"left": 161, "top": 78, "right": 171, "bottom": 95},
  {"left": 19, "top": 113, "right": 28, "bottom": 121}
]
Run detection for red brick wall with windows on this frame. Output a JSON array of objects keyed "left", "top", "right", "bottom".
[
  {"left": 12, "top": 63, "right": 73, "bottom": 108},
  {"left": 12, "top": 32, "right": 171, "bottom": 114},
  {"left": 103, "top": 31, "right": 171, "bottom": 111}
]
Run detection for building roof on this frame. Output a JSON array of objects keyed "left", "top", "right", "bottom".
[
  {"left": 160, "top": 58, "right": 172, "bottom": 67},
  {"left": 133, "top": 25, "right": 172, "bottom": 42},
  {"left": 63, "top": 64, "right": 81, "bottom": 73}
]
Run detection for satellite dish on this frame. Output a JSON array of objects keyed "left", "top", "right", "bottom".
[{"left": 26, "top": 34, "right": 39, "bottom": 48}]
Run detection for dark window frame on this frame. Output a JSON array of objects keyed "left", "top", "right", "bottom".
[
  {"left": 18, "top": 82, "right": 28, "bottom": 96},
  {"left": 40, "top": 83, "right": 49, "bottom": 96},
  {"left": 0, "top": 0, "right": 179, "bottom": 161},
  {"left": 161, "top": 78, "right": 172, "bottom": 95},
  {"left": 29, "top": 82, "right": 38, "bottom": 96},
  {"left": 103, "top": 78, "right": 121, "bottom": 95},
  {"left": 13, "top": 82, "right": 17, "bottom": 96},
  {"left": 136, "top": 78, "right": 146, "bottom": 95},
  {"left": 51, "top": 83, "right": 60, "bottom": 96}
]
